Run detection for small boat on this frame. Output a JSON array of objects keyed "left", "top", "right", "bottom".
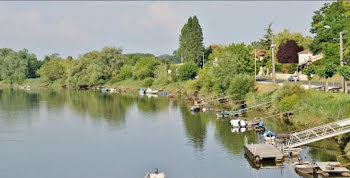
[
  {"left": 139, "top": 88, "right": 145, "bottom": 94},
  {"left": 109, "top": 88, "right": 117, "bottom": 93},
  {"left": 158, "top": 92, "right": 169, "bottom": 96},
  {"left": 216, "top": 110, "right": 230, "bottom": 118},
  {"left": 263, "top": 130, "right": 276, "bottom": 143},
  {"left": 295, "top": 162, "right": 315, "bottom": 174},
  {"left": 190, "top": 106, "right": 200, "bottom": 112},
  {"left": 230, "top": 119, "right": 246, "bottom": 128},
  {"left": 145, "top": 168, "right": 166, "bottom": 178},
  {"left": 101, "top": 88, "right": 108, "bottom": 93}
]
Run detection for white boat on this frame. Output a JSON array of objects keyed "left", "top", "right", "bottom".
[
  {"left": 230, "top": 119, "right": 247, "bottom": 128},
  {"left": 295, "top": 162, "right": 315, "bottom": 174},
  {"left": 145, "top": 168, "right": 166, "bottom": 178},
  {"left": 145, "top": 88, "right": 158, "bottom": 94}
]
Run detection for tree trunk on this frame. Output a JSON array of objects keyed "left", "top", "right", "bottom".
[
  {"left": 346, "top": 81, "right": 348, "bottom": 94},
  {"left": 308, "top": 80, "right": 311, "bottom": 89},
  {"left": 326, "top": 78, "right": 329, "bottom": 91}
]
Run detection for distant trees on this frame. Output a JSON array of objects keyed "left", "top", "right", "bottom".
[
  {"left": 0, "top": 48, "right": 42, "bottom": 84},
  {"left": 340, "top": 66, "right": 350, "bottom": 93},
  {"left": 310, "top": 1, "right": 350, "bottom": 64},
  {"left": 316, "top": 63, "right": 337, "bottom": 91},
  {"left": 178, "top": 61, "right": 198, "bottom": 81},
  {"left": 177, "top": 16, "right": 204, "bottom": 66},
  {"left": 277, "top": 40, "right": 304, "bottom": 63},
  {"left": 303, "top": 65, "right": 316, "bottom": 89},
  {"left": 132, "top": 57, "right": 159, "bottom": 80},
  {"left": 37, "top": 58, "right": 66, "bottom": 84}
]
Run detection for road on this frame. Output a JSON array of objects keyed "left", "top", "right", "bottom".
[{"left": 256, "top": 77, "right": 344, "bottom": 89}]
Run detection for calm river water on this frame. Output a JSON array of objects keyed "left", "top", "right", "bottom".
[{"left": 0, "top": 89, "right": 338, "bottom": 178}]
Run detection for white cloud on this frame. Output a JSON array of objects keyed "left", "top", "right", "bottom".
[{"left": 0, "top": 10, "right": 81, "bottom": 41}]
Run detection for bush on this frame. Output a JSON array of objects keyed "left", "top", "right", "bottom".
[
  {"left": 178, "top": 61, "right": 198, "bottom": 81},
  {"left": 272, "top": 83, "right": 305, "bottom": 111},
  {"left": 133, "top": 57, "right": 159, "bottom": 80},
  {"left": 143, "top": 77, "right": 154, "bottom": 87},
  {"left": 281, "top": 63, "right": 298, "bottom": 74},
  {"left": 227, "top": 74, "right": 255, "bottom": 100},
  {"left": 154, "top": 63, "right": 168, "bottom": 84},
  {"left": 118, "top": 64, "right": 133, "bottom": 80}
]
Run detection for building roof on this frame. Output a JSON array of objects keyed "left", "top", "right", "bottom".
[
  {"left": 255, "top": 49, "right": 266, "bottom": 56},
  {"left": 297, "top": 50, "right": 312, "bottom": 55}
]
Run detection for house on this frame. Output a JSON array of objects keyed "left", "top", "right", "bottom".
[
  {"left": 298, "top": 50, "right": 313, "bottom": 65},
  {"left": 297, "top": 50, "right": 324, "bottom": 72},
  {"left": 255, "top": 49, "right": 266, "bottom": 60}
]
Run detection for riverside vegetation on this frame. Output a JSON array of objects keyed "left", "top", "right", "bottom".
[{"left": 1, "top": 1, "right": 350, "bottom": 156}]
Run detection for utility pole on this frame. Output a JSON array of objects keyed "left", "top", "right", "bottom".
[
  {"left": 271, "top": 36, "right": 276, "bottom": 83},
  {"left": 340, "top": 32, "right": 345, "bottom": 93},
  {"left": 254, "top": 50, "right": 257, "bottom": 81},
  {"left": 202, "top": 52, "right": 205, "bottom": 69}
]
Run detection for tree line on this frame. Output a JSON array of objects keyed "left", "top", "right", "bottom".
[{"left": 0, "top": 1, "right": 349, "bottom": 99}]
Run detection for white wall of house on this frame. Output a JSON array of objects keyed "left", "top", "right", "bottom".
[{"left": 298, "top": 53, "right": 313, "bottom": 65}]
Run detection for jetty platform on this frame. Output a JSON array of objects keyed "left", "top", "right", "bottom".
[{"left": 244, "top": 144, "right": 284, "bottom": 163}]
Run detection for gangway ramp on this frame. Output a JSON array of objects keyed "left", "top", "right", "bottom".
[{"left": 285, "top": 118, "right": 350, "bottom": 148}]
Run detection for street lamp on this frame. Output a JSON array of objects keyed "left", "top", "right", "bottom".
[
  {"left": 254, "top": 49, "right": 257, "bottom": 81},
  {"left": 271, "top": 37, "right": 276, "bottom": 83},
  {"left": 340, "top": 30, "right": 348, "bottom": 92}
]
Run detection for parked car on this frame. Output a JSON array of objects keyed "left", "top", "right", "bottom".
[{"left": 288, "top": 75, "right": 299, "bottom": 82}]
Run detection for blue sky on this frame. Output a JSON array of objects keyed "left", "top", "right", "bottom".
[{"left": 0, "top": 1, "right": 327, "bottom": 59}]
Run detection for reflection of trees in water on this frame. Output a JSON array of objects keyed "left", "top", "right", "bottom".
[
  {"left": 214, "top": 119, "right": 257, "bottom": 155},
  {"left": 307, "top": 139, "right": 342, "bottom": 162},
  {"left": 0, "top": 89, "right": 40, "bottom": 125},
  {"left": 38, "top": 89, "right": 68, "bottom": 108},
  {"left": 180, "top": 106, "right": 209, "bottom": 151},
  {"left": 135, "top": 96, "right": 169, "bottom": 113},
  {"left": 66, "top": 91, "right": 134, "bottom": 128}
]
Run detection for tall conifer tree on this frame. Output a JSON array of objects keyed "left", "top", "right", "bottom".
[{"left": 177, "top": 16, "right": 204, "bottom": 66}]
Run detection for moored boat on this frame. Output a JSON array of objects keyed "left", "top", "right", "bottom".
[
  {"left": 216, "top": 110, "right": 230, "bottom": 118},
  {"left": 295, "top": 162, "right": 315, "bottom": 174}
]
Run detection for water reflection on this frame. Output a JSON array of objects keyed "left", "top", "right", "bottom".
[
  {"left": 180, "top": 106, "right": 209, "bottom": 151},
  {"left": 214, "top": 119, "right": 257, "bottom": 155}
]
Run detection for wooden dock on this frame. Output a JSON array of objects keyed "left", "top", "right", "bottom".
[{"left": 244, "top": 144, "right": 284, "bottom": 163}]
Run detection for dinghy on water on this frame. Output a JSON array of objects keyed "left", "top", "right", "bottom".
[
  {"left": 139, "top": 88, "right": 145, "bottom": 94},
  {"left": 295, "top": 161, "right": 315, "bottom": 175},
  {"left": 230, "top": 119, "right": 246, "bottom": 128},
  {"left": 145, "top": 168, "right": 166, "bottom": 178}
]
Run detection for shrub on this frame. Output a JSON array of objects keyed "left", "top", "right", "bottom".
[
  {"left": 143, "top": 77, "right": 154, "bottom": 87},
  {"left": 118, "top": 64, "right": 133, "bottom": 80},
  {"left": 227, "top": 74, "right": 255, "bottom": 100},
  {"left": 272, "top": 83, "right": 305, "bottom": 111},
  {"left": 178, "top": 61, "right": 198, "bottom": 81},
  {"left": 154, "top": 63, "right": 168, "bottom": 84},
  {"left": 133, "top": 57, "right": 159, "bottom": 80}
]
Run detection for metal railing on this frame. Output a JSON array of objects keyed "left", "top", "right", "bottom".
[{"left": 285, "top": 118, "right": 350, "bottom": 148}]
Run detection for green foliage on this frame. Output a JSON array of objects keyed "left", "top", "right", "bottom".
[
  {"left": 37, "top": 58, "right": 66, "bottom": 83},
  {"left": 227, "top": 74, "right": 255, "bottom": 100},
  {"left": 259, "top": 23, "right": 273, "bottom": 50},
  {"left": 198, "top": 63, "right": 219, "bottom": 93},
  {"left": 0, "top": 48, "right": 41, "bottom": 84},
  {"left": 310, "top": 1, "right": 350, "bottom": 65},
  {"left": 178, "top": 61, "right": 198, "bottom": 81},
  {"left": 272, "top": 83, "right": 305, "bottom": 111},
  {"left": 67, "top": 47, "right": 125, "bottom": 87},
  {"left": 154, "top": 63, "right": 168, "bottom": 84},
  {"left": 185, "top": 79, "right": 201, "bottom": 92},
  {"left": 281, "top": 63, "right": 298, "bottom": 74},
  {"left": 340, "top": 66, "right": 350, "bottom": 81},
  {"left": 124, "top": 53, "right": 155, "bottom": 66},
  {"left": 274, "top": 29, "right": 313, "bottom": 50},
  {"left": 177, "top": 16, "right": 204, "bottom": 65},
  {"left": 316, "top": 63, "right": 337, "bottom": 79},
  {"left": 142, "top": 77, "right": 154, "bottom": 87},
  {"left": 156, "top": 54, "right": 181, "bottom": 64},
  {"left": 118, "top": 64, "right": 133, "bottom": 80},
  {"left": 211, "top": 43, "right": 255, "bottom": 92},
  {"left": 133, "top": 57, "right": 159, "bottom": 80},
  {"left": 303, "top": 65, "right": 316, "bottom": 81}
]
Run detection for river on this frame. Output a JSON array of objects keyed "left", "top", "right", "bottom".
[{"left": 0, "top": 89, "right": 340, "bottom": 178}]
